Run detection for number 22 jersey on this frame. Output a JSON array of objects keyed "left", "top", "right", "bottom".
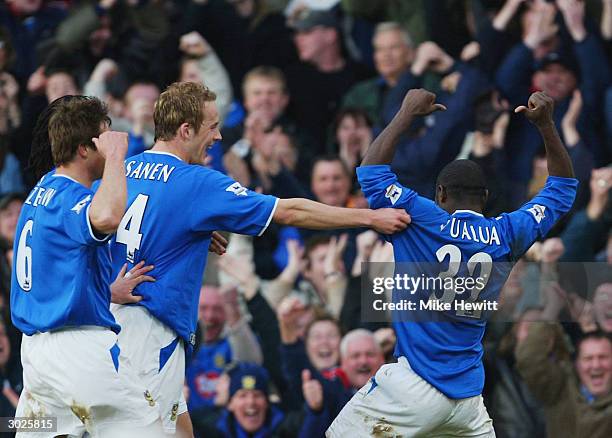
[{"left": 357, "top": 165, "right": 577, "bottom": 399}]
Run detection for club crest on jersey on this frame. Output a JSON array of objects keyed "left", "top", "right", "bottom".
[
  {"left": 71, "top": 195, "right": 91, "bottom": 214},
  {"left": 226, "top": 182, "right": 248, "bottom": 196},
  {"left": 385, "top": 184, "right": 402, "bottom": 205},
  {"left": 527, "top": 204, "right": 546, "bottom": 224}
]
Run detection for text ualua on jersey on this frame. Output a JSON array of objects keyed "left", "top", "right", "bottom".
[
  {"left": 445, "top": 217, "right": 501, "bottom": 246},
  {"left": 125, "top": 160, "right": 176, "bottom": 183}
]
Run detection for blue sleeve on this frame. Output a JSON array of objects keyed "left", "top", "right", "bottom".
[
  {"left": 62, "top": 187, "right": 111, "bottom": 246},
  {"left": 357, "top": 165, "right": 442, "bottom": 222},
  {"left": 189, "top": 169, "right": 278, "bottom": 235},
  {"left": 502, "top": 176, "right": 578, "bottom": 258}
]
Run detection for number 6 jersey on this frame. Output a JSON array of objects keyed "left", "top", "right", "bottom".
[
  {"left": 11, "top": 172, "right": 119, "bottom": 335},
  {"left": 357, "top": 165, "right": 577, "bottom": 399}
]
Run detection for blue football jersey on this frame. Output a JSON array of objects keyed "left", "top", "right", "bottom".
[
  {"left": 109, "top": 151, "right": 278, "bottom": 350},
  {"left": 357, "top": 165, "right": 577, "bottom": 399},
  {"left": 11, "top": 171, "right": 119, "bottom": 335}
]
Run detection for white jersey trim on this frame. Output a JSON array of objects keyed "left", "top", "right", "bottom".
[
  {"left": 144, "top": 150, "right": 183, "bottom": 161},
  {"left": 258, "top": 197, "right": 279, "bottom": 237},
  {"left": 52, "top": 173, "right": 80, "bottom": 184},
  {"left": 453, "top": 209, "right": 484, "bottom": 217}
]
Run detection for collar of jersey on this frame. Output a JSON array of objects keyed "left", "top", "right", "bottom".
[
  {"left": 51, "top": 173, "right": 80, "bottom": 184},
  {"left": 452, "top": 209, "right": 484, "bottom": 217},
  {"left": 144, "top": 150, "right": 183, "bottom": 161}
]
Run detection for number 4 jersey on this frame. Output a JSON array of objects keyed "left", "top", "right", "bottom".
[
  {"left": 357, "top": 165, "right": 577, "bottom": 399},
  {"left": 109, "top": 151, "right": 278, "bottom": 351},
  {"left": 11, "top": 172, "right": 119, "bottom": 335}
]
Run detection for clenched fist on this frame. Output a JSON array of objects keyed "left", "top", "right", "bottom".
[
  {"left": 400, "top": 89, "right": 447, "bottom": 117},
  {"left": 92, "top": 130, "right": 128, "bottom": 160},
  {"left": 515, "top": 92, "right": 554, "bottom": 127}
]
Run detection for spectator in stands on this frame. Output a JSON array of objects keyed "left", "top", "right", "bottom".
[
  {"left": 222, "top": 66, "right": 314, "bottom": 188},
  {"left": 517, "top": 326, "right": 612, "bottom": 438},
  {"left": 594, "top": 283, "right": 612, "bottom": 333},
  {"left": 332, "top": 108, "right": 372, "bottom": 180},
  {"left": 286, "top": 8, "right": 371, "bottom": 150},
  {"left": 0, "top": 319, "right": 20, "bottom": 418},
  {"left": 0, "top": 71, "right": 20, "bottom": 135},
  {"left": 496, "top": 0, "right": 612, "bottom": 205},
  {"left": 0, "top": 193, "right": 23, "bottom": 247},
  {"left": 0, "top": 0, "right": 66, "bottom": 85},
  {"left": 342, "top": 22, "right": 418, "bottom": 128},
  {"left": 0, "top": 136, "right": 24, "bottom": 197},
  {"left": 192, "top": 362, "right": 307, "bottom": 437},
  {"left": 45, "top": 70, "right": 78, "bottom": 104},
  {"left": 186, "top": 285, "right": 263, "bottom": 414},
  {"left": 178, "top": 31, "right": 233, "bottom": 126}
]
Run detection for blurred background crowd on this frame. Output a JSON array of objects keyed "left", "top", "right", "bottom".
[{"left": 0, "top": 0, "right": 611, "bottom": 436}]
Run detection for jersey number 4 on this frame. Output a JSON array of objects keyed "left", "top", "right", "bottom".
[{"left": 117, "top": 194, "right": 149, "bottom": 263}]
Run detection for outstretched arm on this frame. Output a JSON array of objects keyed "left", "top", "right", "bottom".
[
  {"left": 515, "top": 92, "right": 575, "bottom": 178},
  {"left": 361, "top": 89, "right": 446, "bottom": 166},
  {"left": 273, "top": 198, "right": 410, "bottom": 234}
]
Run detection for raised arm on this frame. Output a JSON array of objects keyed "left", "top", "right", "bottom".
[
  {"left": 515, "top": 92, "right": 575, "bottom": 178},
  {"left": 89, "top": 131, "right": 128, "bottom": 234},
  {"left": 361, "top": 89, "right": 446, "bottom": 166},
  {"left": 273, "top": 198, "right": 411, "bottom": 234}
]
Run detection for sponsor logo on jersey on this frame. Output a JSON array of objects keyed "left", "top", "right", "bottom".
[
  {"left": 385, "top": 184, "right": 402, "bottom": 205},
  {"left": 527, "top": 204, "right": 546, "bottom": 224},
  {"left": 226, "top": 182, "right": 248, "bottom": 196}
]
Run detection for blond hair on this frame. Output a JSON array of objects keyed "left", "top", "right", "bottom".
[{"left": 154, "top": 82, "right": 216, "bottom": 141}]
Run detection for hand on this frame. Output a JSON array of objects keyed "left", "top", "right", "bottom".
[
  {"left": 217, "top": 254, "right": 257, "bottom": 289},
  {"left": 411, "top": 42, "right": 455, "bottom": 76},
  {"left": 400, "top": 89, "right": 447, "bottom": 117},
  {"left": 214, "top": 373, "right": 230, "bottom": 407},
  {"left": 26, "top": 67, "right": 47, "bottom": 95},
  {"left": 460, "top": 41, "right": 480, "bottom": 62},
  {"left": 277, "top": 295, "right": 309, "bottom": 343},
  {"left": 110, "top": 261, "right": 155, "bottom": 304},
  {"left": 557, "top": 0, "right": 587, "bottom": 41},
  {"left": 541, "top": 237, "right": 565, "bottom": 263},
  {"left": 515, "top": 92, "right": 554, "bottom": 127},
  {"left": 523, "top": 1, "right": 559, "bottom": 49},
  {"left": 99, "top": 0, "right": 117, "bottom": 10},
  {"left": 221, "top": 285, "right": 241, "bottom": 326},
  {"left": 369, "top": 208, "right": 411, "bottom": 234},
  {"left": 0, "top": 73, "right": 19, "bottom": 101},
  {"left": 281, "top": 239, "right": 304, "bottom": 282},
  {"left": 90, "top": 58, "right": 119, "bottom": 83},
  {"left": 356, "top": 230, "right": 379, "bottom": 262},
  {"left": 209, "top": 231, "right": 228, "bottom": 255},
  {"left": 587, "top": 167, "right": 612, "bottom": 219},
  {"left": 302, "top": 369, "right": 324, "bottom": 411},
  {"left": 561, "top": 89, "right": 582, "bottom": 147},
  {"left": 373, "top": 327, "right": 396, "bottom": 356},
  {"left": 244, "top": 110, "right": 272, "bottom": 146},
  {"left": 323, "top": 234, "right": 348, "bottom": 278},
  {"left": 493, "top": 0, "right": 527, "bottom": 31},
  {"left": 129, "top": 98, "right": 153, "bottom": 135},
  {"left": 440, "top": 72, "right": 461, "bottom": 94},
  {"left": 179, "top": 31, "right": 211, "bottom": 58},
  {"left": 92, "top": 130, "right": 129, "bottom": 160}
]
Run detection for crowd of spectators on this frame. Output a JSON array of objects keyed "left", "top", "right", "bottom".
[{"left": 0, "top": 0, "right": 611, "bottom": 436}]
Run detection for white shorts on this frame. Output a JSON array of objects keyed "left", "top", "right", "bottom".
[
  {"left": 326, "top": 356, "right": 495, "bottom": 438},
  {"left": 111, "top": 304, "right": 188, "bottom": 434},
  {"left": 16, "top": 327, "right": 161, "bottom": 438}
]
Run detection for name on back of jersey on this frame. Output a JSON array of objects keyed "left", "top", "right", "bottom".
[
  {"left": 125, "top": 160, "right": 176, "bottom": 183},
  {"left": 442, "top": 217, "right": 501, "bottom": 246},
  {"left": 24, "top": 186, "right": 56, "bottom": 208}
]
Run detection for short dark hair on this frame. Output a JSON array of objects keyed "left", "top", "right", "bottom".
[
  {"left": 48, "top": 97, "right": 110, "bottom": 167},
  {"left": 576, "top": 330, "right": 612, "bottom": 358},
  {"left": 333, "top": 107, "right": 373, "bottom": 132},
  {"left": 305, "top": 314, "right": 342, "bottom": 341},
  {"left": 30, "top": 95, "right": 89, "bottom": 179},
  {"left": 436, "top": 159, "right": 487, "bottom": 202},
  {"left": 312, "top": 155, "right": 351, "bottom": 179}
]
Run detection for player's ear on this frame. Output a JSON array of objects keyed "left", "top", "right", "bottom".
[
  {"left": 178, "top": 122, "right": 191, "bottom": 140},
  {"left": 76, "top": 144, "right": 89, "bottom": 159},
  {"left": 436, "top": 185, "right": 447, "bottom": 204},
  {"left": 482, "top": 189, "right": 489, "bottom": 209}
]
